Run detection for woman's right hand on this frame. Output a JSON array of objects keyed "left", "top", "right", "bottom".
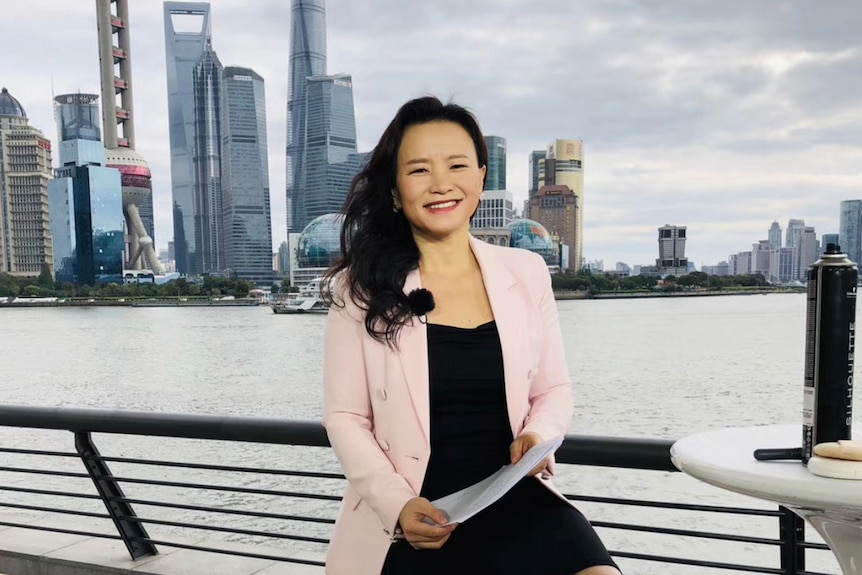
[{"left": 397, "top": 497, "right": 457, "bottom": 549}]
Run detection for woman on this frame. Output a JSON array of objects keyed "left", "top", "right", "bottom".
[{"left": 322, "top": 96, "right": 620, "bottom": 575}]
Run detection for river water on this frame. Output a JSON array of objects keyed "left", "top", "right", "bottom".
[{"left": 0, "top": 294, "right": 845, "bottom": 574}]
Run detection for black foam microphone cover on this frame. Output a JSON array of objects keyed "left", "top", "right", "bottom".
[{"left": 407, "top": 288, "right": 435, "bottom": 316}]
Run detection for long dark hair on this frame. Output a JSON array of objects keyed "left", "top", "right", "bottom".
[{"left": 323, "top": 96, "right": 488, "bottom": 346}]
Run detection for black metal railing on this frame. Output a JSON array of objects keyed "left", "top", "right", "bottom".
[{"left": 0, "top": 404, "right": 837, "bottom": 574}]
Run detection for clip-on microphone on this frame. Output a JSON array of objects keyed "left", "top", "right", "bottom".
[{"left": 407, "top": 289, "right": 435, "bottom": 323}]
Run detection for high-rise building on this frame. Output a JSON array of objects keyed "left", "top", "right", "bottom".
[
  {"left": 785, "top": 218, "right": 805, "bottom": 251},
  {"left": 277, "top": 240, "right": 290, "bottom": 276},
  {"left": 751, "top": 239, "right": 771, "bottom": 277},
  {"left": 840, "top": 200, "right": 862, "bottom": 265},
  {"left": 192, "top": 38, "right": 224, "bottom": 274},
  {"left": 96, "top": 0, "right": 163, "bottom": 274},
  {"left": 528, "top": 150, "right": 545, "bottom": 197},
  {"left": 785, "top": 218, "right": 806, "bottom": 280},
  {"left": 769, "top": 247, "right": 794, "bottom": 284},
  {"left": 221, "top": 67, "right": 273, "bottom": 285},
  {"left": 656, "top": 225, "right": 688, "bottom": 277},
  {"left": 483, "top": 135, "right": 506, "bottom": 191},
  {"left": 47, "top": 93, "right": 124, "bottom": 285},
  {"left": 472, "top": 190, "right": 514, "bottom": 229},
  {"left": 768, "top": 221, "right": 782, "bottom": 249},
  {"left": 729, "top": 251, "right": 752, "bottom": 275},
  {"left": 822, "top": 233, "right": 840, "bottom": 251},
  {"left": 538, "top": 139, "right": 584, "bottom": 268},
  {"left": 286, "top": 0, "right": 327, "bottom": 234},
  {"left": 529, "top": 185, "right": 579, "bottom": 271},
  {"left": 301, "top": 74, "right": 359, "bottom": 223},
  {"left": 0, "top": 88, "right": 54, "bottom": 278},
  {"left": 164, "top": 1, "right": 212, "bottom": 275},
  {"left": 798, "top": 226, "right": 819, "bottom": 279}
]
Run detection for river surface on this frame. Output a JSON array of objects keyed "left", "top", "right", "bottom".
[{"left": 0, "top": 294, "right": 845, "bottom": 574}]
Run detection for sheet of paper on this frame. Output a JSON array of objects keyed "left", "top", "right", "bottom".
[{"left": 423, "top": 435, "right": 564, "bottom": 526}]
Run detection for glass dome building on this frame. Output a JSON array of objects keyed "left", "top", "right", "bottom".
[
  {"left": 296, "top": 213, "right": 345, "bottom": 269},
  {"left": 0, "top": 87, "right": 26, "bottom": 118},
  {"left": 507, "top": 218, "right": 557, "bottom": 265}
]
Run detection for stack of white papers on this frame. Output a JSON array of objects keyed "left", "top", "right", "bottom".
[{"left": 424, "top": 435, "right": 564, "bottom": 526}]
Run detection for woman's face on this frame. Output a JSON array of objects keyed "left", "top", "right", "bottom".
[{"left": 395, "top": 121, "right": 486, "bottom": 242}]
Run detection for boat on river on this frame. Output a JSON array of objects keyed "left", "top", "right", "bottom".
[{"left": 271, "top": 278, "right": 329, "bottom": 314}]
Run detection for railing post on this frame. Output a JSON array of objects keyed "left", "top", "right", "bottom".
[
  {"left": 74, "top": 431, "right": 158, "bottom": 559},
  {"left": 779, "top": 505, "right": 805, "bottom": 574}
]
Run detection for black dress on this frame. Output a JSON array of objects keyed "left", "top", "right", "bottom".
[{"left": 382, "top": 321, "right": 619, "bottom": 574}]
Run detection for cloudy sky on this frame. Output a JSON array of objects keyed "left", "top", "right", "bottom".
[{"left": 3, "top": 0, "right": 861, "bottom": 267}]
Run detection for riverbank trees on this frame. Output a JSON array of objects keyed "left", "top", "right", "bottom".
[{"left": 0, "top": 272, "right": 255, "bottom": 299}]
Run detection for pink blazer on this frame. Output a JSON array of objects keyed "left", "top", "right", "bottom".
[{"left": 322, "top": 235, "right": 575, "bottom": 575}]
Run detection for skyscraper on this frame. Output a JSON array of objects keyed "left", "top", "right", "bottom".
[
  {"left": 785, "top": 219, "right": 805, "bottom": 251},
  {"left": 656, "top": 225, "right": 688, "bottom": 277},
  {"left": 96, "top": 0, "right": 163, "bottom": 274},
  {"left": 768, "top": 221, "right": 782, "bottom": 249},
  {"left": 221, "top": 67, "right": 273, "bottom": 285},
  {"left": 286, "top": 0, "right": 327, "bottom": 234},
  {"left": 47, "top": 93, "right": 124, "bottom": 285},
  {"left": 751, "top": 239, "right": 771, "bottom": 277},
  {"left": 529, "top": 185, "right": 579, "bottom": 271},
  {"left": 192, "top": 38, "right": 224, "bottom": 274},
  {"left": 528, "top": 150, "right": 545, "bottom": 197},
  {"left": 539, "top": 140, "right": 584, "bottom": 269},
  {"left": 164, "top": 1, "right": 212, "bottom": 274},
  {"left": 769, "top": 248, "right": 794, "bottom": 284},
  {"left": 785, "top": 218, "right": 806, "bottom": 280},
  {"left": 0, "top": 88, "right": 54, "bottom": 277},
  {"left": 301, "top": 74, "right": 359, "bottom": 223},
  {"left": 840, "top": 200, "right": 862, "bottom": 266},
  {"left": 483, "top": 135, "right": 506, "bottom": 191},
  {"left": 798, "top": 226, "right": 819, "bottom": 279}
]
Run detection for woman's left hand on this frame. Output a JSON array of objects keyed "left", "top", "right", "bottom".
[{"left": 509, "top": 432, "right": 549, "bottom": 477}]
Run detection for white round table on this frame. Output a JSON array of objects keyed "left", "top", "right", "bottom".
[{"left": 671, "top": 424, "right": 861, "bottom": 575}]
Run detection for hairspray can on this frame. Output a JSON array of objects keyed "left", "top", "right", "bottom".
[{"left": 802, "top": 243, "right": 858, "bottom": 464}]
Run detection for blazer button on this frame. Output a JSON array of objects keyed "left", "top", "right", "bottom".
[
  {"left": 378, "top": 389, "right": 388, "bottom": 401},
  {"left": 379, "top": 439, "right": 390, "bottom": 451}
]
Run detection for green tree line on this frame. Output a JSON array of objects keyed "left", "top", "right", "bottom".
[
  {"left": 2, "top": 268, "right": 774, "bottom": 299},
  {"left": 0, "top": 271, "right": 257, "bottom": 299},
  {"left": 551, "top": 270, "right": 770, "bottom": 293}
]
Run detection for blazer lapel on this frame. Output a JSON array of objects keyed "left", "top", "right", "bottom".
[
  {"left": 469, "top": 236, "right": 528, "bottom": 439},
  {"left": 397, "top": 239, "right": 529, "bottom": 450},
  {"left": 398, "top": 268, "right": 431, "bottom": 449}
]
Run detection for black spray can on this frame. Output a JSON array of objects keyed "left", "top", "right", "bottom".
[{"left": 802, "top": 243, "right": 858, "bottom": 464}]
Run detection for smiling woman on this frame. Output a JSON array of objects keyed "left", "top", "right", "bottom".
[
  {"left": 394, "top": 122, "right": 486, "bottom": 243},
  {"left": 320, "top": 96, "right": 620, "bottom": 575},
  {"left": 323, "top": 96, "right": 491, "bottom": 344}
]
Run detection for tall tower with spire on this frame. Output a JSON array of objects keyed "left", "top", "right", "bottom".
[
  {"left": 95, "top": 0, "right": 164, "bottom": 274},
  {"left": 286, "top": 0, "right": 327, "bottom": 234},
  {"left": 164, "top": 1, "right": 212, "bottom": 275},
  {"left": 192, "top": 37, "right": 224, "bottom": 274}
]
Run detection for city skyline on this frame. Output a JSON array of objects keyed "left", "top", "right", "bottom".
[{"left": 2, "top": 1, "right": 861, "bottom": 267}]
